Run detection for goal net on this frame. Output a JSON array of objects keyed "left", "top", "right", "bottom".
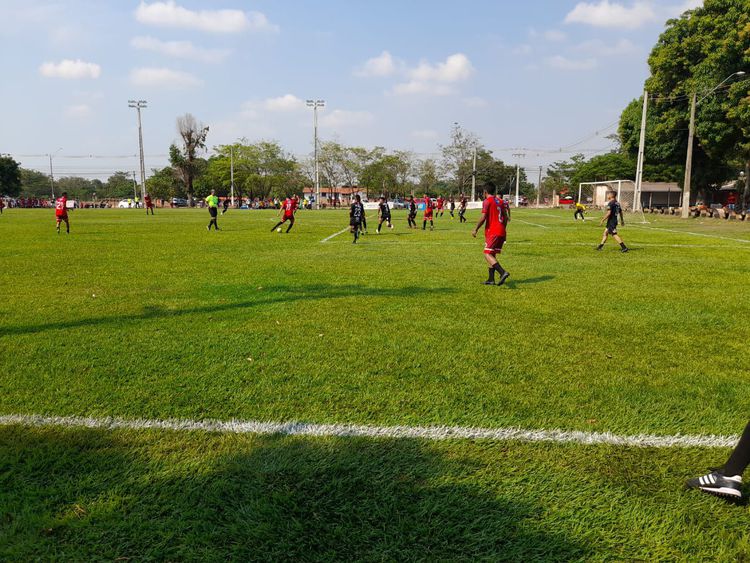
[{"left": 577, "top": 180, "right": 649, "bottom": 223}]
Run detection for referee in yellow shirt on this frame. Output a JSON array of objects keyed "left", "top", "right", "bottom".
[
  {"left": 574, "top": 201, "right": 586, "bottom": 221},
  {"left": 206, "top": 189, "right": 220, "bottom": 231}
]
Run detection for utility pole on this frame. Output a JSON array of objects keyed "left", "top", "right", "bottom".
[
  {"left": 128, "top": 100, "right": 147, "bottom": 202},
  {"left": 132, "top": 171, "right": 138, "bottom": 202},
  {"left": 470, "top": 147, "right": 477, "bottom": 202},
  {"left": 230, "top": 146, "right": 235, "bottom": 207},
  {"left": 634, "top": 90, "right": 648, "bottom": 212},
  {"left": 47, "top": 147, "right": 62, "bottom": 200},
  {"left": 682, "top": 92, "right": 697, "bottom": 219},
  {"left": 306, "top": 99, "right": 325, "bottom": 209},
  {"left": 536, "top": 166, "right": 542, "bottom": 207},
  {"left": 512, "top": 152, "right": 525, "bottom": 207}
]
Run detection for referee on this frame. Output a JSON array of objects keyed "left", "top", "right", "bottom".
[{"left": 206, "top": 189, "right": 220, "bottom": 231}]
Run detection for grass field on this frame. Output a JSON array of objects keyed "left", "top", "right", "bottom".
[{"left": 2, "top": 206, "right": 750, "bottom": 560}]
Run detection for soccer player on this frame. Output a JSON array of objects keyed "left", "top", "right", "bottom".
[
  {"left": 407, "top": 196, "right": 417, "bottom": 228},
  {"left": 271, "top": 195, "right": 297, "bottom": 233},
  {"left": 376, "top": 196, "right": 393, "bottom": 233},
  {"left": 449, "top": 196, "right": 456, "bottom": 219},
  {"left": 574, "top": 201, "right": 586, "bottom": 221},
  {"left": 472, "top": 183, "right": 510, "bottom": 286},
  {"left": 144, "top": 192, "right": 154, "bottom": 215},
  {"left": 222, "top": 197, "right": 230, "bottom": 215},
  {"left": 436, "top": 195, "right": 445, "bottom": 217},
  {"left": 458, "top": 193, "right": 468, "bottom": 223},
  {"left": 422, "top": 194, "right": 434, "bottom": 230},
  {"left": 597, "top": 192, "right": 628, "bottom": 252},
  {"left": 350, "top": 194, "right": 365, "bottom": 243},
  {"left": 55, "top": 191, "right": 70, "bottom": 234},
  {"left": 687, "top": 421, "right": 750, "bottom": 500},
  {"left": 206, "top": 189, "right": 220, "bottom": 231},
  {"left": 0, "top": 199, "right": 4, "bottom": 214}
]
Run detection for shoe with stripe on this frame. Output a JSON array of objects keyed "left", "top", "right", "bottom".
[{"left": 686, "top": 471, "right": 742, "bottom": 500}]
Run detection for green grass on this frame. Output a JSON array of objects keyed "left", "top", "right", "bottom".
[{"left": 2, "top": 207, "right": 750, "bottom": 560}]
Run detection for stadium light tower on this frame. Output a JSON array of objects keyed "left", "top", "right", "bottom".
[
  {"left": 306, "top": 99, "right": 325, "bottom": 209},
  {"left": 47, "top": 147, "right": 63, "bottom": 200},
  {"left": 128, "top": 100, "right": 148, "bottom": 202}
]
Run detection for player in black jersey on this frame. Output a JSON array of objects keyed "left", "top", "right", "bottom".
[
  {"left": 449, "top": 196, "right": 456, "bottom": 219},
  {"left": 376, "top": 196, "right": 393, "bottom": 233},
  {"left": 350, "top": 194, "right": 365, "bottom": 243},
  {"left": 407, "top": 196, "right": 418, "bottom": 228},
  {"left": 458, "top": 193, "right": 468, "bottom": 223},
  {"left": 597, "top": 192, "right": 629, "bottom": 252}
]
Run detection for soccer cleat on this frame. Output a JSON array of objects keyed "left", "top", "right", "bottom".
[
  {"left": 596, "top": 244, "right": 604, "bottom": 251},
  {"left": 482, "top": 280, "right": 495, "bottom": 285},
  {"left": 207, "top": 225, "right": 211, "bottom": 231},
  {"left": 686, "top": 471, "right": 742, "bottom": 500},
  {"left": 497, "top": 272, "right": 510, "bottom": 286},
  {"left": 621, "top": 247, "right": 629, "bottom": 253}
]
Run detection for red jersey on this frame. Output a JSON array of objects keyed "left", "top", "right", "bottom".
[
  {"left": 283, "top": 198, "right": 296, "bottom": 216},
  {"left": 144, "top": 195, "right": 152, "bottom": 207},
  {"left": 482, "top": 195, "right": 507, "bottom": 237},
  {"left": 437, "top": 197, "right": 444, "bottom": 209},
  {"left": 55, "top": 196, "right": 68, "bottom": 216}
]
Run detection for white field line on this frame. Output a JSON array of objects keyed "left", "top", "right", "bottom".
[
  {"left": 0, "top": 413, "right": 738, "bottom": 449},
  {"left": 358, "top": 239, "right": 748, "bottom": 250},
  {"left": 320, "top": 227, "right": 350, "bottom": 243},
  {"left": 630, "top": 224, "right": 750, "bottom": 245},
  {"left": 515, "top": 219, "right": 550, "bottom": 229}
]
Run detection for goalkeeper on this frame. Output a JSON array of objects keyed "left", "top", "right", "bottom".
[{"left": 574, "top": 201, "right": 586, "bottom": 221}]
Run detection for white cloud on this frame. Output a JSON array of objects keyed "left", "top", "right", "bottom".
[
  {"left": 65, "top": 104, "right": 92, "bottom": 118},
  {"left": 544, "top": 30, "right": 567, "bottom": 42},
  {"left": 463, "top": 96, "right": 489, "bottom": 108},
  {"left": 564, "top": 1, "right": 656, "bottom": 29},
  {"left": 392, "top": 81, "right": 455, "bottom": 96},
  {"left": 512, "top": 44, "right": 533, "bottom": 56},
  {"left": 264, "top": 94, "right": 305, "bottom": 112},
  {"left": 667, "top": 0, "right": 703, "bottom": 16},
  {"left": 130, "top": 36, "right": 230, "bottom": 63},
  {"left": 134, "top": 1, "right": 278, "bottom": 34},
  {"left": 411, "top": 129, "right": 438, "bottom": 140},
  {"left": 392, "top": 53, "right": 474, "bottom": 96},
  {"left": 545, "top": 55, "right": 597, "bottom": 71},
  {"left": 39, "top": 59, "right": 101, "bottom": 79},
  {"left": 573, "top": 38, "right": 636, "bottom": 55},
  {"left": 355, "top": 50, "right": 398, "bottom": 77},
  {"left": 130, "top": 67, "right": 202, "bottom": 88},
  {"left": 320, "top": 110, "right": 374, "bottom": 129}
]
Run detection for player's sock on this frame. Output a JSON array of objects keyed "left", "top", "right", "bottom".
[
  {"left": 286, "top": 224, "right": 293, "bottom": 233},
  {"left": 271, "top": 222, "right": 282, "bottom": 232},
  {"left": 596, "top": 243, "right": 604, "bottom": 250},
  {"left": 422, "top": 221, "right": 426, "bottom": 230},
  {"left": 493, "top": 263, "right": 506, "bottom": 276},
  {"left": 486, "top": 267, "right": 496, "bottom": 283},
  {"left": 619, "top": 242, "right": 628, "bottom": 251}
]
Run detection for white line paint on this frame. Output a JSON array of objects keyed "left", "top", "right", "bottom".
[
  {"left": 630, "top": 224, "right": 750, "bottom": 245},
  {"left": 320, "top": 228, "right": 350, "bottom": 243},
  {"left": 0, "top": 413, "right": 738, "bottom": 449},
  {"left": 514, "top": 219, "right": 550, "bottom": 229}
]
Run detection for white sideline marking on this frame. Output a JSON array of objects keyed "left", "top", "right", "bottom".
[
  {"left": 515, "top": 219, "right": 550, "bottom": 229},
  {"left": 0, "top": 413, "right": 738, "bottom": 449},
  {"left": 320, "top": 228, "right": 349, "bottom": 243},
  {"left": 631, "top": 224, "right": 750, "bottom": 245}
]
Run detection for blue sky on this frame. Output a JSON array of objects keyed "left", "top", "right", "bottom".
[{"left": 0, "top": 0, "right": 701, "bottom": 179}]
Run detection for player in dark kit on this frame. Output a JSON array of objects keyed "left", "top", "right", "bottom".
[
  {"left": 407, "top": 196, "right": 418, "bottom": 228},
  {"left": 449, "top": 196, "right": 456, "bottom": 219},
  {"left": 222, "top": 197, "right": 230, "bottom": 215},
  {"left": 55, "top": 192, "right": 70, "bottom": 234},
  {"left": 472, "top": 183, "right": 510, "bottom": 285},
  {"left": 597, "top": 192, "right": 628, "bottom": 252},
  {"left": 350, "top": 194, "right": 365, "bottom": 243},
  {"left": 144, "top": 193, "right": 154, "bottom": 215},
  {"left": 422, "top": 194, "right": 434, "bottom": 230},
  {"left": 271, "top": 195, "right": 298, "bottom": 233},
  {"left": 687, "top": 420, "right": 750, "bottom": 500},
  {"left": 458, "top": 193, "right": 468, "bottom": 223},
  {"left": 376, "top": 197, "right": 393, "bottom": 233}
]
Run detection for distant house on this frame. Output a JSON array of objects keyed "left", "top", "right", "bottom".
[{"left": 303, "top": 186, "right": 367, "bottom": 207}]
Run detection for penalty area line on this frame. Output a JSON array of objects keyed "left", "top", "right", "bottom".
[
  {"left": 515, "top": 219, "right": 550, "bottom": 229},
  {"left": 320, "top": 228, "right": 350, "bottom": 243},
  {"left": 0, "top": 413, "right": 738, "bottom": 449},
  {"left": 630, "top": 224, "right": 750, "bottom": 245}
]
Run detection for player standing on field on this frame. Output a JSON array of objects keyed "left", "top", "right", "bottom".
[
  {"left": 222, "top": 197, "right": 230, "bottom": 215},
  {"left": 376, "top": 197, "right": 393, "bottom": 233},
  {"left": 458, "top": 193, "right": 468, "bottom": 223},
  {"left": 472, "top": 183, "right": 510, "bottom": 286},
  {"left": 574, "top": 201, "right": 586, "bottom": 221},
  {"left": 422, "top": 194, "right": 434, "bottom": 231},
  {"left": 449, "top": 196, "right": 456, "bottom": 219},
  {"left": 206, "top": 189, "right": 220, "bottom": 231},
  {"left": 436, "top": 195, "right": 445, "bottom": 217},
  {"left": 350, "top": 194, "right": 365, "bottom": 243},
  {"left": 597, "top": 192, "right": 628, "bottom": 252},
  {"left": 271, "top": 195, "right": 298, "bottom": 233},
  {"left": 144, "top": 193, "right": 154, "bottom": 215},
  {"left": 55, "top": 191, "right": 70, "bottom": 234},
  {"left": 407, "top": 196, "right": 417, "bottom": 228}
]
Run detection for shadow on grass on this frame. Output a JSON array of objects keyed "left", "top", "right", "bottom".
[
  {"left": 0, "top": 285, "right": 456, "bottom": 337},
  {"left": 0, "top": 426, "right": 586, "bottom": 561},
  {"left": 505, "top": 275, "right": 555, "bottom": 289}
]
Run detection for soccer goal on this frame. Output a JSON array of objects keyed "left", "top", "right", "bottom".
[{"left": 577, "top": 180, "right": 649, "bottom": 223}]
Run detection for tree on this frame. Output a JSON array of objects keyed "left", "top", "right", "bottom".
[
  {"left": 0, "top": 156, "right": 21, "bottom": 197},
  {"left": 416, "top": 159, "right": 440, "bottom": 195},
  {"left": 439, "top": 123, "right": 482, "bottom": 193},
  {"left": 359, "top": 152, "right": 414, "bottom": 198},
  {"left": 104, "top": 171, "right": 135, "bottom": 199},
  {"left": 19, "top": 168, "right": 51, "bottom": 197},
  {"left": 56, "top": 176, "right": 95, "bottom": 200},
  {"left": 174, "top": 113, "right": 209, "bottom": 205},
  {"left": 146, "top": 166, "right": 182, "bottom": 200}
]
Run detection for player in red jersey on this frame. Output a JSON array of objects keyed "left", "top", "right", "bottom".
[
  {"left": 271, "top": 195, "right": 298, "bottom": 233},
  {"left": 472, "top": 183, "right": 510, "bottom": 285},
  {"left": 55, "top": 192, "right": 70, "bottom": 234},
  {"left": 144, "top": 193, "right": 154, "bottom": 215},
  {"left": 0, "top": 199, "right": 5, "bottom": 214},
  {"left": 436, "top": 195, "right": 445, "bottom": 217},
  {"left": 422, "top": 194, "right": 434, "bottom": 231}
]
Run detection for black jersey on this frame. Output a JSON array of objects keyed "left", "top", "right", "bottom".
[
  {"left": 379, "top": 201, "right": 390, "bottom": 216},
  {"left": 350, "top": 201, "right": 364, "bottom": 223},
  {"left": 607, "top": 200, "right": 621, "bottom": 227},
  {"left": 409, "top": 201, "right": 417, "bottom": 215}
]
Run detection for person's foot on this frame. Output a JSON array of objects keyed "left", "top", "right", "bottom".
[
  {"left": 207, "top": 225, "right": 211, "bottom": 231},
  {"left": 482, "top": 280, "right": 495, "bottom": 285},
  {"left": 596, "top": 244, "right": 603, "bottom": 251},
  {"left": 686, "top": 471, "right": 742, "bottom": 500},
  {"left": 621, "top": 247, "right": 629, "bottom": 253},
  {"left": 497, "top": 272, "right": 510, "bottom": 286}
]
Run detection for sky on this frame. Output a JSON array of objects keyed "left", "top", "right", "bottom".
[{"left": 0, "top": 0, "right": 702, "bottom": 180}]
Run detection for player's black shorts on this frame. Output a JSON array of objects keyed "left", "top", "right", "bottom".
[
  {"left": 350, "top": 219, "right": 362, "bottom": 228},
  {"left": 381, "top": 215, "right": 391, "bottom": 222},
  {"left": 606, "top": 222, "right": 618, "bottom": 235},
  {"left": 209, "top": 207, "right": 218, "bottom": 217}
]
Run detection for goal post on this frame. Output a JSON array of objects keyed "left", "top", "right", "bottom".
[{"left": 577, "top": 180, "right": 649, "bottom": 223}]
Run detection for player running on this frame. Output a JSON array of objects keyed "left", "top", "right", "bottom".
[
  {"left": 144, "top": 192, "right": 154, "bottom": 215},
  {"left": 458, "top": 193, "right": 468, "bottom": 223},
  {"left": 407, "top": 196, "right": 418, "bottom": 228},
  {"left": 222, "top": 197, "right": 230, "bottom": 215},
  {"left": 597, "top": 192, "right": 628, "bottom": 252},
  {"left": 687, "top": 420, "right": 750, "bottom": 500},
  {"left": 55, "top": 192, "right": 70, "bottom": 234},
  {"left": 436, "top": 195, "right": 445, "bottom": 217},
  {"left": 574, "top": 201, "right": 586, "bottom": 221},
  {"left": 422, "top": 194, "right": 434, "bottom": 231},
  {"left": 0, "top": 199, "right": 4, "bottom": 214},
  {"left": 271, "top": 195, "right": 298, "bottom": 233},
  {"left": 206, "top": 189, "right": 220, "bottom": 231},
  {"left": 376, "top": 197, "right": 393, "bottom": 233},
  {"left": 449, "top": 196, "right": 456, "bottom": 219},
  {"left": 350, "top": 194, "right": 365, "bottom": 243},
  {"left": 472, "top": 183, "right": 510, "bottom": 286}
]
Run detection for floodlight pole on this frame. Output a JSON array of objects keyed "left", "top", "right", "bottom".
[
  {"left": 128, "top": 100, "right": 148, "bottom": 202},
  {"left": 512, "top": 152, "right": 525, "bottom": 207},
  {"left": 230, "top": 146, "right": 235, "bottom": 207},
  {"left": 634, "top": 90, "right": 648, "bottom": 212},
  {"left": 306, "top": 99, "right": 325, "bottom": 209}
]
